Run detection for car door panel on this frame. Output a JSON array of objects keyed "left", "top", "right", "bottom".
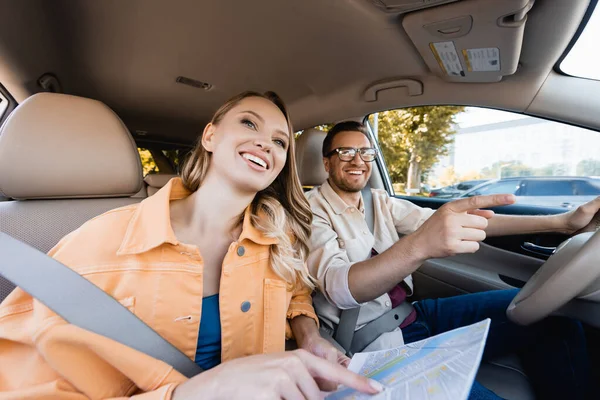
[
  {"left": 395, "top": 195, "right": 565, "bottom": 299},
  {"left": 412, "top": 242, "right": 543, "bottom": 300}
]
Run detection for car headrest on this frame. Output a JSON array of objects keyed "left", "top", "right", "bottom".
[
  {"left": 0, "top": 93, "right": 143, "bottom": 200},
  {"left": 295, "top": 128, "right": 328, "bottom": 187},
  {"left": 145, "top": 173, "right": 178, "bottom": 196}
]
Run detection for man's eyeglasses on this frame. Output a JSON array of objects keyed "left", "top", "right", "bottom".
[{"left": 326, "top": 147, "right": 378, "bottom": 162}]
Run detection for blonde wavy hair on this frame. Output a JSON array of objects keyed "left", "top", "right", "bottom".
[{"left": 181, "top": 91, "right": 315, "bottom": 290}]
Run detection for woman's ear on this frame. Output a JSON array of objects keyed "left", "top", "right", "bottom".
[{"left": 201, "top": 123, "right": 216, "bottom": 152}]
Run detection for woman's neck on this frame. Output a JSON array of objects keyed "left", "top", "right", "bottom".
[{"left": 170, "top": 172, "right": 255, "bottom": 240}]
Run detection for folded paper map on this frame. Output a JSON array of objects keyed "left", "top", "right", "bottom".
[{"left": 327, "top": 319, "right": 491, "bottom": 400}]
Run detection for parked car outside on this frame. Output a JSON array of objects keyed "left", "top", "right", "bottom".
[
  {"left": 429, "top": 179, "right": 489, "bottom": 198},
  {"left": 460, "top": 177, "right": 600, "bottom": 208}
]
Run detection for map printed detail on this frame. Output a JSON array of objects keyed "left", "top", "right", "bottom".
[{"left": 326, "top": 319, "right": 491, "bottom": 400}]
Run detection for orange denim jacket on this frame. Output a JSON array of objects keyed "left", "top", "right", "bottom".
[{"left": 0, "top": 178, "right": 318, "bottom": 399}]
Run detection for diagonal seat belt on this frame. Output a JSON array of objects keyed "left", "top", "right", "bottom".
[
  {"left": 334, "top": 185, "right": 414, "bottom": 356},
  {"left": 0, "top": 232, "right": 203, "bottom": 378},
  {"left": 333, "top": 186, "right": 375, "bottom": 354}
]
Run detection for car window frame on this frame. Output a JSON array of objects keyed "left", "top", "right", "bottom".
[
  {"left": 365, "top": 105, "right": 600, "bottom": 206},
  {"left": 555, "top": 0, "right": 600, "bottom": 80},
  {"left": 468, "top": 180, "right": 523, "bottom": 197},
  {"left": 0, "top": 83, "right": 17, "bottom": 126}
]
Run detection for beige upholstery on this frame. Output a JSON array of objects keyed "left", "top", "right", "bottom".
[
  {"left": 132, "top": 185, "right": 148, "bottom": 198},
  {"left": 0, "top": 93, "right": 144, "bottom": 302},
  {"left": 145, "top": 173, "right": 178, "bottom": 196},
  {"left": 295, "top": 129, "right": 328, "bottom": 187},
  {"left": 0, "top": 93, "right": 142, "bottom": 199}
]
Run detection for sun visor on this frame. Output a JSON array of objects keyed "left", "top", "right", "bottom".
[{"left": 403, "top": 0, "right": 534, "bottom": 83}]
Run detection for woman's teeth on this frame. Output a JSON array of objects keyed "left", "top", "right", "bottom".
[{"left": 242, "top": 153, "right": 267, "bottom": 169}]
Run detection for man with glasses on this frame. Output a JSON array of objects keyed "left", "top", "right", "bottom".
[{"left": 306, "top": 121, "right": 598, "bottom": 399}]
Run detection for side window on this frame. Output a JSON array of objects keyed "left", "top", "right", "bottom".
[
  {"left": 0, "top": 91, "right": 7, "bottom": 121},
  {"left": 369, "top": 106, "right": 600, "bottom": 208},
  {"left": 0, "top": 83, "right": 16, "bottom": 125},
  {"left": 138, "top": 148, "right": 159, "bottom": 175},
  {"left": 522, "top": 180, "right": 574, "bottom": 196},
  {"left": 137, "top": 147, "right": 189, "bottom": 176},
  {"left": 574, "top": 181, "right": 600, "bottom": 196},
  {"left": 468, "top": 180, "right": 521, "bottom": 196},
  {"left": 295, "top": 124, "right": 333, "bottom": 138}
]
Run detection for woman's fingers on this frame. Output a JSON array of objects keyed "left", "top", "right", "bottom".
[
  {"left": 316, "top": 347, "right": 344, "bottom": 391},
  {"left": 338, "top": 353, "right": 351, "bottom": 368},
  {"left": 294, "top": 350, "right": 383, "bottom": 395},
  {"left": 284, "top": 353, "right": 323, "bottom": 399}
]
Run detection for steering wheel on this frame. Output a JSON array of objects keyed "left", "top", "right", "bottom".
[{"left": 507, "top": 230, "right": 600, "bottom": 326}]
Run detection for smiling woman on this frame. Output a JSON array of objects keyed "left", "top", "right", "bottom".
[
  {"left": 0, "top": 91, "right": 379, "bottom": 399},
  {"left": 179, "top": 91, "right": 312, "bottom": 289}
]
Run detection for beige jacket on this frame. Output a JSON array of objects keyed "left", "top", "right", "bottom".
[{"left": 306, "top": 180, "right": 434, "bottom": 335}]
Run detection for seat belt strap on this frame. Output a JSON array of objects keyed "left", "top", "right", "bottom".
[
  {"left": 334, "top": 306, "right": 360, "bottom": 354},
  {"left": 334, "top": 186, "right": 376, "bottom": 355},
  {"left": 0, "top": 233, "right": 203, "bottom": 378},
  {"left": 361, "top": 185, "right": 375, "bottom": 233},
  {"left": 350, "top": 301, "right": 414, "bottom": 353}
]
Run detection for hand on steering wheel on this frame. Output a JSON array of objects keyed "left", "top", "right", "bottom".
[{"left": 507, "top": 229, "right": 600, "bottom": 326}]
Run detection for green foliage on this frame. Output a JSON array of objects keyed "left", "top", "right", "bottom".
[
  {"left": 296, "top": 124, "right": 334, "bottom": 139},
  {"left": 577, "top": 159, "right": 600, "bottom": 176},
  {"left": 370, "top": 106, "right": 465, "bottom": 186},
  {"left": 163, "top": 149, "right": 183, "bottom": 168},
  {"left": 534, "top": 163, "right": 569, "bottom": 177},
  {"left": 138, "top": 148, "right": 158, "bottom": 175},
  {"left": 480, "top": 161, "right": 572, "bottom": 179},
  {"left": 314, "top": 124, "right": 334, "bottom": 132}
]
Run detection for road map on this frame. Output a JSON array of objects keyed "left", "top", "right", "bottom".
[{"left": 326, "top": 319, "right": 491, "bottom": 400}]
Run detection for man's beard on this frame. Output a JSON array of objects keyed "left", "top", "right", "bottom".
[{"left": 330, "top": 171, "right": 366, "bottom": 193}]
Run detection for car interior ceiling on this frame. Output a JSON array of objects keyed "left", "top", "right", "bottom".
[{"left": 0, "top": 0, "right": 599, "bottom": 145}]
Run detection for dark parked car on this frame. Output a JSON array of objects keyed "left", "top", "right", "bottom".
[
  {"left": 460, "top": 177, "right": 600, "bottom": 208},
  {"left": 429, "top": 180, "right": 489, "bottom": 198}
]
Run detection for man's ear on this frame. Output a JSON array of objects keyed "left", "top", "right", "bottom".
[
  {"left": 201, "top": 123, "right": 216, "bottom": 152},
  {"left": 323, "top": 157, "right": 330, "bottom": 174}
]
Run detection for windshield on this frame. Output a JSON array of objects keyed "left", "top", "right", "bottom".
[{"left": 560, "top": 3, "right": 600, "bottom": 80}]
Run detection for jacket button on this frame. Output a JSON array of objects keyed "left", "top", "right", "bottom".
[
  {"left": 241, "top": 301, "right": 251, "bottom": 312},
  {"left": 237, "top": 246, "right": 245, "bottom": 256}
]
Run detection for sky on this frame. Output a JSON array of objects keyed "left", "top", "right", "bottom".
[{"left": 454, "top": 107, "right": 527, "bottom": 128}]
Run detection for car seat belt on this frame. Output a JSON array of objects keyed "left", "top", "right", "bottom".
[
  {"left": 334, "top": 185, "right": 414, "bottom": 356},
  {"left": 333, "top": 186, "right": 375, "bottom": 354},
  {"left": 0, "top": 232, "right": 204, "bottom": 378}
]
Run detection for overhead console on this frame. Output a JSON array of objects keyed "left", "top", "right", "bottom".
[
  {"left": 402, "top": 0, "right": 534, "bottom": 83},
  {"left": 364, "top": 0, "right": 461, "bottom": 14}
]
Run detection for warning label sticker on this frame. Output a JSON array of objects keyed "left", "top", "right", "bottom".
[
  {"left": 430, "top": 41, "right": 464, "bottom": 77},
  {"left": 463, "top": 48, "right": 501, "bottom": 72}
]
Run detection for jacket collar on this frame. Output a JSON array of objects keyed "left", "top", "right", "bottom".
[
  {"left": 320, "top": 179, "right": 364, "bottom": 215},
  {"left": 118, "top": 177, "right": 278, "bottom": 255}
]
